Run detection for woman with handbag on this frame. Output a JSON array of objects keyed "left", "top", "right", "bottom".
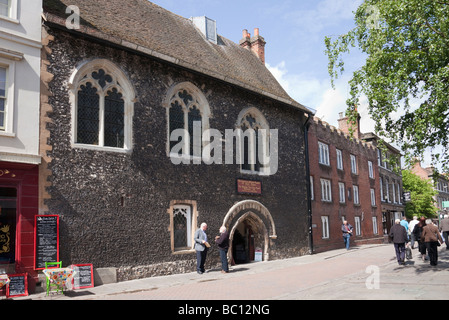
[{"left": 421, "top": 219, "right": 443, "bottom": 266}]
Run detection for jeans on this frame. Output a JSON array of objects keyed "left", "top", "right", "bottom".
[
  {"left": 443, "top": 231, "right": 449, "bottom": 248},
  {"left": 394, "top": 243, "right": 406, "bottom": 264},
  {"left": 219, "top": 249, "right": 229, "bottom": 272},
  {"left": 410, "top": 233, "right": 416, "bottom": 248},
  {"left": 343, "top": 234, "right": 351, "bottom": 250}
]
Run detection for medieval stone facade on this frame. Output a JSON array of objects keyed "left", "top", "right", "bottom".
[{"left": 40, "top": 0, "right": 313, "bottom": 282}]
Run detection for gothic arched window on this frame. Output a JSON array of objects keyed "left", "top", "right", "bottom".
[
  {"left": 165, "top": 83, "right": 211, "bottom": 158},
  {"left": 237, "top": 108, "right": 270, "bottom": 175},
  {"left": 70, "top": 60, "right": 135, "bottom": 152}
]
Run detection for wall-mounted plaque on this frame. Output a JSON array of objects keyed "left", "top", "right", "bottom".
[{"left": 237, "top": 179, "right": 262, "bottom": 195}]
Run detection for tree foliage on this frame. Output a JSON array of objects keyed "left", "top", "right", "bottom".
[
  {"left": 402, "top": 169, "right": 438, "bottom": 218},
  {"left": 325, "top": 0, "right": 449, "bottom": 172}
]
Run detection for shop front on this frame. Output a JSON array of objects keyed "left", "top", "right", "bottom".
[{"left": 0, "top": 162, "right": 39, "bottom": 293}]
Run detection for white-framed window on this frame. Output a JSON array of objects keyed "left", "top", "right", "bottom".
[
  {"left": 321, "top": 216, "right": 330, "bottom": 239},
  {"left": 336, "top": 149, "right": 343, "bottom": 170},
  {"left": 321, "top": 179, "right": 332, "bottom": 202},
  {"left": 350, "top": 154, "right": 357, "bottom": 174},
  {"left": 318, "top": 142, "right": 330, "bottom": 166},
  {"left": 0, "top": 0, "right": 9, "bottom": 17},
  {"left": 370, "top": 188, "right": 376, "bottom": 206},
  {"left": 385, "top": 178, "right": 390, "bottom": 202},
  {"left": 392, "top": 181, "right": 397, "bottom": 203},
  {"left": 372, "top": 217, "right": 378, "bottom": 235},
  {"left": 0, "top": 59, "right": 15, "bottom": 137},
  {"left": 168, "top": 200, "right": 198, "bottom": 253},
  {"left": 69, "top": 59, "right": 135, "bottom": 152},
  {"left": 353, "top": 185, "right": 360, "bottom": 205},
  {"left": 310, "top": 176, "right": 314, "bottom": 201},
  {"left": 355, "top": 216, "right": 361, "bottom": 236},
  {"left": 0, "top": 0, "right": 18, "bottom": 21},
  {"left": 368, "top": 161, "right": 374, "bottom": 179},
  {"left": 173, "top": 205, "right": 192, "bottom": 250},
  {"left": 0, "top": 66, "right": 6, "bottom": 131},
  {"left": 380, "top": 177, "right": 384, "bottom": 201},
  {"left": 338, "top": 182, "right": 345, "bottom": 203}
]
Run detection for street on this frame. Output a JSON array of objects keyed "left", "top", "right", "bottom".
[{"left": 20, "top": 244, "right": 449, "bottom": 301}]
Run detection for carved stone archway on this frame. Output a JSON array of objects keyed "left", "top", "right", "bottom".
[{"left": 223, "top": 200, "right": 276, "bottom": 263}]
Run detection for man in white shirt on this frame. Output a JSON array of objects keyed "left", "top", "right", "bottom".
[{"left": 408, "top": 216, "right": 419, "bottom": 249}]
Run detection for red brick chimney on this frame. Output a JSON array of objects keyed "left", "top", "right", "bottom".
[
  {"left": 240, "top": 28, "right": 266, "bottom": 64},
  {"left": 338, "top": 111, "right": 361, "bottom": 140},
  {"left": 240, "top": 29, "right": 251, "bottom": 50}
]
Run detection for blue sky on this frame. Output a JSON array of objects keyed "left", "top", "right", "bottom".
[{"left": 151, "top": 0, "right": 368, "bottom": 129}]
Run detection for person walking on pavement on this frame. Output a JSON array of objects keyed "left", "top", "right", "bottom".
[
  {"left": 194, "top": 222, "right": 209, "bottom": 274},
  {"left": 390, "top": 219, "right": 408, "bottom": 265},
  {"left": 400, "top": 217, "right": 409, "bottom": 241},
  {"left": 215, "top": 226, "right": 230, "bottom": 273},
  {"left": 342, "top": 220, "right": 353, "bottom": 250},
  {"left": 421, "top": 219, "right": 443, "bottom": 266},
  {"left": 439, "top": 215, "right": 449, "bottom": 249},
  {"left": 409, "top": 216, "right": 419, "bottom": 249},
  {"left": 412, "top": 217, "right": 427, "bottom": 261}
]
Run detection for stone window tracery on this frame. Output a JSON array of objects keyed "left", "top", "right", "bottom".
[
  {"left": 70, "top": 60, "right": 135, "bottom": 152},
  {"left": 237, "top": 108, "right": 270, "bottom": 175},
  {"left": 165, "top": 83, "right": 211, "bottom": 158}
]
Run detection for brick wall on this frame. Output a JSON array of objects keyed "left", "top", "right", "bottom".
[{"left": 308, "top": 118, "right": 383, "bottom": 253}]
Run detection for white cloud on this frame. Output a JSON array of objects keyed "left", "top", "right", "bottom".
[{"left": 267, "top": 61, "right": 358, "bottom": 126}]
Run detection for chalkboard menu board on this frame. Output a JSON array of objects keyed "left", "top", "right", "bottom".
[
  {"left": 7, "top": 273, "right": 28, "bottom": 298},
  {"left": 72, "top": 264, "right": 94, "bottom": 289},
  {"left": 34, "top": 215, "right": 59, "bottom": 270}
]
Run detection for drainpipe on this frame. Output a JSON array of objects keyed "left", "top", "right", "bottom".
[{"left": 303, "top": 114, "right": 314, "bottom": 255}]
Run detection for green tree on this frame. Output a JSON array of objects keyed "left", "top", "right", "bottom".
[
  {"left": 402, "top": 169, "right": 438, "bottom": 218},
  {"left": 325, "top": 0, "right": 449, "bottom": 172}
]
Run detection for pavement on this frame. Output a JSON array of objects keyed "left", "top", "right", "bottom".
[{"left": 9, "top": 243, "right": 449, "bottom": 301}]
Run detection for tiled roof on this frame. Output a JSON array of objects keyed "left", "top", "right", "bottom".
[{"left": 42, "top": 0, "right": 312, "bottom": 114}]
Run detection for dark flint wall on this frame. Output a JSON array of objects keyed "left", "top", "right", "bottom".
[{"left": 45, "top": 26, "right": 310, "bottom": 280}]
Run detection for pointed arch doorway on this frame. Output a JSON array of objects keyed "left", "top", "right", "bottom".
[{"left": 223, "top": 200, "right": 277, "bottom": 265}]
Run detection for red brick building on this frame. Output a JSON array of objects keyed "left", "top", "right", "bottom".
[{"left": 308, "top": 114, "right": 384, "bottom": 253}]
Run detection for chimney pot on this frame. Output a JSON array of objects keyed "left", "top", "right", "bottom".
[
  {"left": 240, "top": 29, "right": 251, "bottom": 50},
  {"left": 254, "top": 28, "right": 259, "bottom": 37}
]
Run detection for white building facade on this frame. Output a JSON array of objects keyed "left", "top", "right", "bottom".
[
  {"left": 0, "top": 0, "right": 42, "bottom": 293},
  {"left": 0, "top": 0, "right": 42, "bottom": 163}
]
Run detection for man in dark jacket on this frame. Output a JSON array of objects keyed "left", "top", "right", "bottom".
[
  {"left": 390, "top": 219, "right": 408, "bottom": 265},
  {"left": 215, "top": 226, "right": 229, "bottom": 273}
]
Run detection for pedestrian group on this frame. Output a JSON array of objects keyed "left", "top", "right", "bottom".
[
  {"left": 194, "top": 222, "right": 230, "bottom": 275},
  {"left": 390, "top": 215, "right": 447, "bottom": 267},
  {"left": 193, "top": 215, "right": 449, "bottom": 275}
]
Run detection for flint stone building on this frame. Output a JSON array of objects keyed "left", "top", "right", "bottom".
[{"left": 41, "top": 0, "right": 314, "bottom": 283}]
